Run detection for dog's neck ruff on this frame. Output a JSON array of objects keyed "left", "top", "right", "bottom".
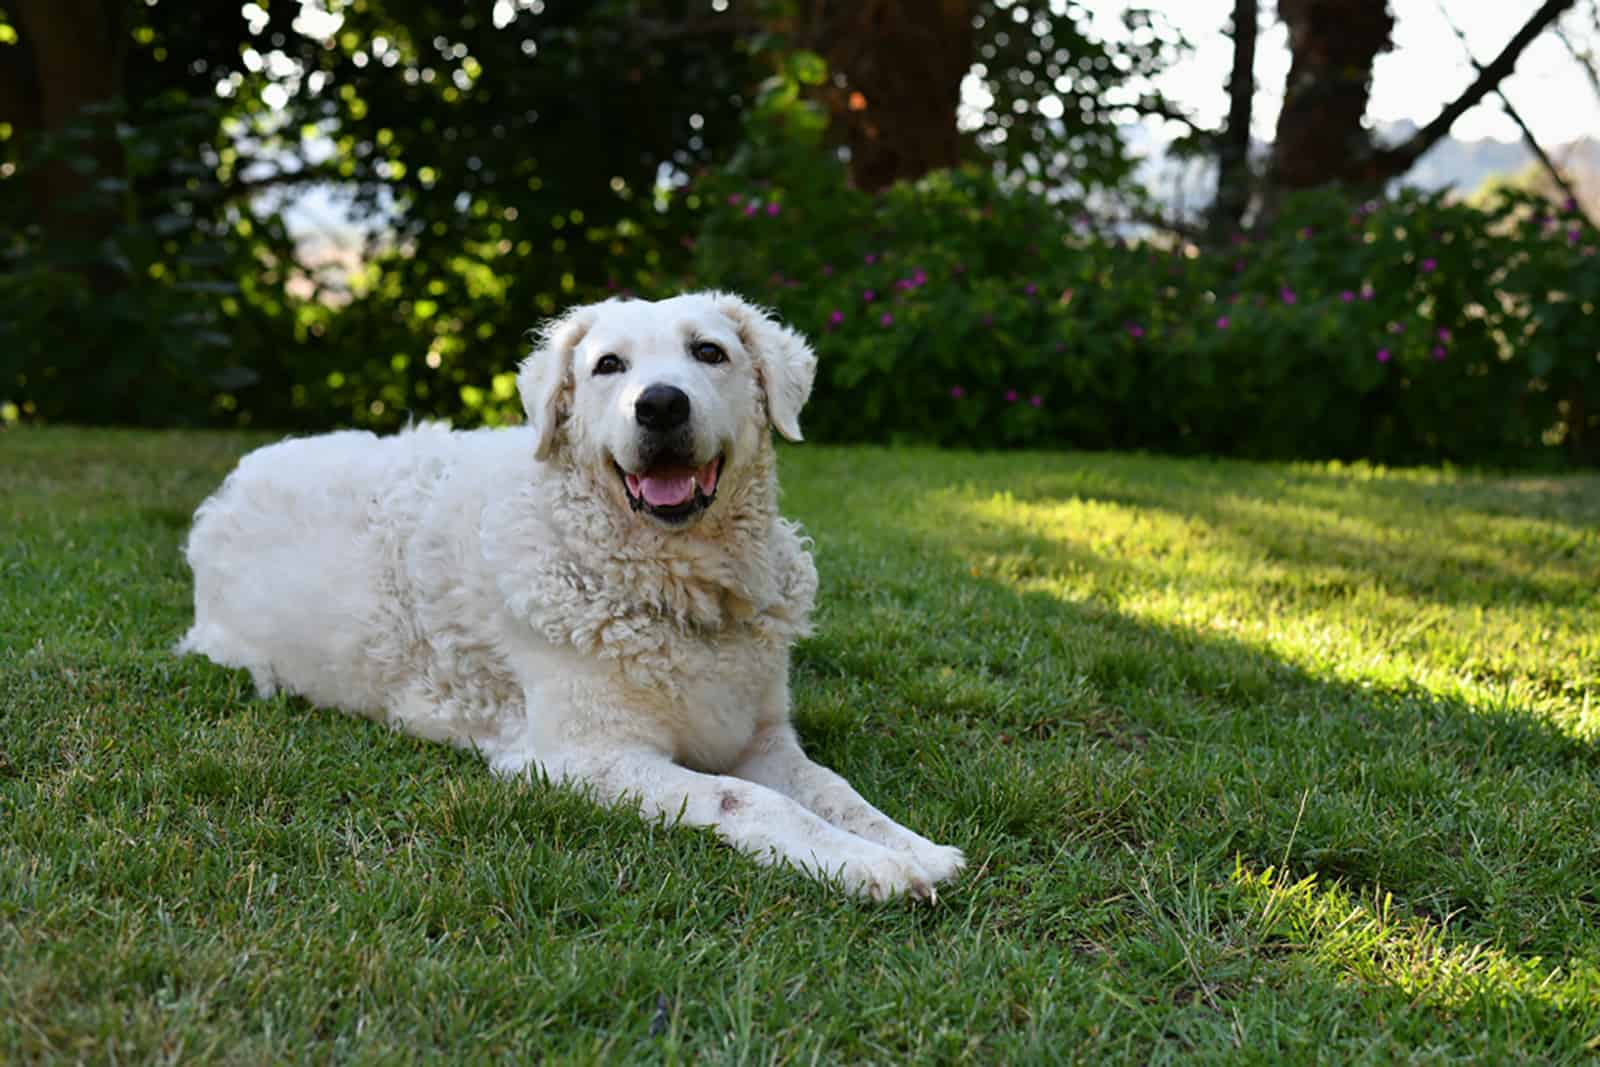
[{"left": 484, "top": 440, "right": 813, "bottom": 655}]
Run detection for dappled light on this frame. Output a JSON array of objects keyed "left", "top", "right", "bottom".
[
  {"left": 874, "top": 457, "right": 1598, "bottom": 740},
  {"left": 1233, "top": 861, "right": 1600, "bottom": 1020}
]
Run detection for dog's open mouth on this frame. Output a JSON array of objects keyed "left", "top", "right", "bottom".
[{"left": 617, "top": 456, "right": 722, "bottom": 524}]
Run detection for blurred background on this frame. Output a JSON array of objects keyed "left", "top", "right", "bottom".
[{"left": 2, "top": 0, "right": 1597, "bottom": 466}]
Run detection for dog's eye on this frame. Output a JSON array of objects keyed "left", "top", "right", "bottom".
[
  {"left": 593, "top": 354, "right": 625, "bottom": 376},
  {"left": 691, "top": 341, "right": 727, "bottom": 365}
]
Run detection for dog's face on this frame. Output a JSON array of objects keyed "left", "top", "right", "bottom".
[{"left": 518, "top": 292, "right": 817, "bottom": 529}]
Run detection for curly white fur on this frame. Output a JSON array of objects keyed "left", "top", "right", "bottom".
[{"left": 178, "top": 291, "right": 964, "bottom": 900}]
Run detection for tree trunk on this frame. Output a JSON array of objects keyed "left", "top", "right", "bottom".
[
  {"left": 802, "top": 0, "right": 973, "bottom": 192},
  {"left": 1269, "top": 0, "right": 1394, "bottom": 190},
  {"left": 10, "top": 0, "right": 127, "bottom": 246},
  {"left": 1210, "top": 0, "right": 1259, "bottom": 237}
]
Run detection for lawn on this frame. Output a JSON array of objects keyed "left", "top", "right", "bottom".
[{"left": 3, "top": 426, "right": 1599, "bottom": 1063}]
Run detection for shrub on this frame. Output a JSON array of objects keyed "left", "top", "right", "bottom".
[{"left": 689, "top": 161, "right": 1600, "bottom": 467}]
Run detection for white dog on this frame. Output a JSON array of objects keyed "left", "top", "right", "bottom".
[{"left": 179, "top": 291, "right": 964, "bottom": 900}]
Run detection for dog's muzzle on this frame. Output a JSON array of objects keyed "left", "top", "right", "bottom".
[{"left": 616, "top": 383, "right": 722, "bottom": 525}]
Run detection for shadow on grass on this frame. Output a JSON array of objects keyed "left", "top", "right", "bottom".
[{"left": 791, "top": 452, "right": 1599, "bottom": 1016}]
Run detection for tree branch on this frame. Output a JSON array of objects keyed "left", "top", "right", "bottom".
[
  {"left": 221, "top": 163, "right": 353, "bottom": 198},
  {"left": 1437, "top": 0, "right": 1594, "bottom": 228},
  {"left": 1135, "top": 96, "right": 1214, "bottom": 138},
  {"left": 1371, "top": 0, "right": 1576, "bottom": 181},
  {"left": 1555, "top": 24, "right": 1600, "bottom": 102}
]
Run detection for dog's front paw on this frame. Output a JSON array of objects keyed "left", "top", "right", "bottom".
[
  {"left": 909, "top": 842, "right": 967, "bottom": 887},
  {"left": 819, "top": 847, "right": 940, "bottom": 902}
]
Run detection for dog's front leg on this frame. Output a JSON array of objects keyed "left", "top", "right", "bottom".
[
  {"left": 530, "top": 741, "right": 943, "bottom": 901},
  {"left": 730, "top": 724, "right": 966, "bottom": 890}
]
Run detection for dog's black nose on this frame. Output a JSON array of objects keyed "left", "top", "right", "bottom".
[{"left": 635, "top": 384, "right": 691, "bottom": 431}]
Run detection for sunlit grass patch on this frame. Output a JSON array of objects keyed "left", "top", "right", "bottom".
[{"left": 1235, "top": 859, "right": 1600, "bottom": 1030}]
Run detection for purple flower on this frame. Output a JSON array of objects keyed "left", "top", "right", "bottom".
[
  {"left": 879, "top": 312, "right": 894, "bottom": 327},
  {"left": 1024, "top": 282, "right": 1038, "bottom": 296},
  {"left": 1388, "top": 322, "right": 1406, "bottom": 335},
  {"left": 1421, "top": 258, "right": 1438, "bottom": 273},
  {"left": 913, "top": 269, "right": 927, "bottom": 285},
  {"left": 1280, "top": 287, "right": 1297, "bottom": 305},
  {"left": 1377, "top": 348, "right": 1392, "bottom": 363},
  {"left": 727, "top": 193, "right": 744, "bottom": 205},
  {"left": 1340, "top": 290, "right": 1355, "bottom": 303},
  {"left": 828, "top": 309, "right": 844, "bottom": 327},
  {"left": 1005, "top": 389, "right": 1019, "bottom": 403},
  {"left": 950, "top": 385, "right": 965, "bottom": 400},
  {"left": 1216, "top": 316, "right": 1230, "bottom": 330},
  {"left": 864, "top": 253, "right": 878, "bottom": 265},
  {"left": 1437, "top": 327, "right": 1452, "bottom": 342},
  {"left": 1563, "top": 197, "right": 1578, "bottom": 213},
  {"left": 1235, "top": 259, "right": 1247, "bottom": 274},
  {"left": 1029, "top": 395, "right": 1042, "bottom": 408},
  {"left": 1298, "top": 227, "right": 1314, "bottom": 240},
  {"left": 1569, "top": 227, "right": 1582, "bottom": 246},
  {"left": 1432, "top": 345, "right": 1447, "bottom": 360},
  {"left": 862, "top": 288, "right": 876, "bottom": 302},
  {"left": 1127, "top": 323, "right": 1145, "bottom": 339},
  {"left": 766, "top": 202, "right": 780, "bottom": 217},
  {"left": 743, "top": 202, "right": 758, "bottom": 216},
  {"left": 822, "top": 264, "right": 834, "bottom": 277}
]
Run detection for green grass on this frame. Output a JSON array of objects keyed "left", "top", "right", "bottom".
[{"left": 4, "top": 426, "right": 1599, "bottom": 1064}]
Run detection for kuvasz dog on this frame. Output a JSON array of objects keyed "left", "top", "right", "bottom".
[{"left": 179, "top": 291, "right": 964, "bottom": 900}]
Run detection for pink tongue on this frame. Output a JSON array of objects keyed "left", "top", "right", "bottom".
[
  {"left": 626, "top": 459, "right": 719, "bottom": 509},
  {"left": 637, "top": 474, "right": 694, "bottom": 507}
]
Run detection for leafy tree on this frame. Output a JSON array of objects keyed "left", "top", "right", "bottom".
[{"left": 1, "top": 0, "right": 763, "bottom": 426}]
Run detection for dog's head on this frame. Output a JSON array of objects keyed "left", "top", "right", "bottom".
[{"left": 518, "top": 291, "right": 817, "bottom": 529}]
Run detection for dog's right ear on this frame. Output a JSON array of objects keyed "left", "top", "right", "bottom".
[{"left": 519, "top": 304, "right": 597, "bottom": 461}]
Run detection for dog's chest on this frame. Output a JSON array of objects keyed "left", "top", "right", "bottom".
[{"left": 619, "top": 621, "right": 785, "bottom": 773}]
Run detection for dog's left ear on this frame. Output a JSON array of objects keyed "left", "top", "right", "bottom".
[
  {"left": 713, "top": 292, "right": 817, "bottom": 442},
  {"left": 519, "top": 303, "right": 598, "bottom": 461}
]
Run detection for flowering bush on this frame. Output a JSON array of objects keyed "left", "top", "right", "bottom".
[{"left": 688, "top": 161, "right": 1599, "bottom": 467}]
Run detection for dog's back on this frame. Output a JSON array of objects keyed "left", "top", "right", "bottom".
[{"left": 179, "top": 425, "right": 509, "bottom": 716}]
